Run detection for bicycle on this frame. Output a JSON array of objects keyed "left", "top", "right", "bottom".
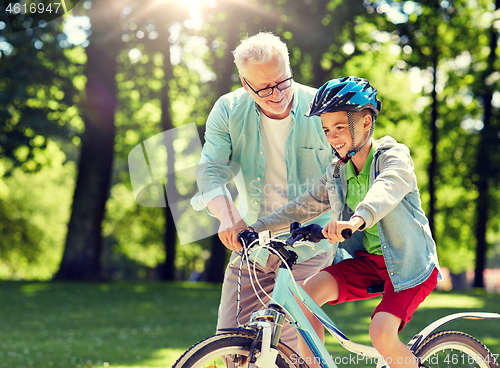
[{"left": 173, "top": 222, "right": 500, "bottom": 368}]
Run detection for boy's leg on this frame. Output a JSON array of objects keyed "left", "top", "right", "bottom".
[
  {"left": 296, "top": 252, "right": 388, "bottom": 368},
  {"left": 369, "top": 267, "right": 439, "bottom": 368},
  {"left": 370, "top": 312, "right": 419, "bottom": 368}
]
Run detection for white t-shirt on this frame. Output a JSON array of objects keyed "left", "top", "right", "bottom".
[{"left": 259, "top": 113, "right": 292, "bottom": 217}]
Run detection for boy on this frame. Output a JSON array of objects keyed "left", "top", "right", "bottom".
[{"left": 245, "top": 77, "right": 442, "bottom": 368}]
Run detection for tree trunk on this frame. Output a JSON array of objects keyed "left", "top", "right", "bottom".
[
  {"left": 428, "top": 52, "right": 438, "bottom": 237},
  {"left": 473, "top": 0, "right": 499, "bottom": 287},
  {"left": 202, "top": 236, "right": 228, "bottom": 283},
  {"left": 473, "top": 173, "right": 488, "bottom": 288},
  {"left": 157, "top": 30, "right": 179, "bottom": 281},
  {"left": 54, "top": 4, "right": 118, "bottom": 280},
  {"left": 203, "top": 25, "right": 240, "bottom": 283}
]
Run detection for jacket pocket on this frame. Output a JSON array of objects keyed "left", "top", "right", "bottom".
[{"left": 325, "top": 182, "right": 342, "bottom": 214}]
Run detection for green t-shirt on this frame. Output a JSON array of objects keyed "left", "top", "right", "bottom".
[{"left": 345, "top": 143, "right": 383, "bottom": 255}]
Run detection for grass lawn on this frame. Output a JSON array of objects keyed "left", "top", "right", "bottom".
[{"left": 0, "top": 281, "right": 499, "bottom": 368}]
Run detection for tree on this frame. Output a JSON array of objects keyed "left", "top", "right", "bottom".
[
  {"left": 101, "top": 0, "right": 209, "bottom": 280},
  {"left": 472, "top": 0, "right": 500, "bottom": 287},
  {"left": 55, "top": 0, "right": 122, "bottom": 280}
]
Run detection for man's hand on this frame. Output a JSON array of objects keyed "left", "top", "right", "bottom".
[
  {"left": 218, "top": 219, "right": 248, "bottom": 251},
  {"left": 207, "top": 195, "right": 249, "bottom": 251},
  {"left": 321, "top": 216, "right": 365, "bottom": 244}
]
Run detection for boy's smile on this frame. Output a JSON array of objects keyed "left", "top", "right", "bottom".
[
  {"left": 321, "top": 112, "right": 354, "bottom": 157},
  {"left": 321, "top": 111, "right": 372, "bottom": 158}
]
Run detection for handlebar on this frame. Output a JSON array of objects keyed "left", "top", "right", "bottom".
[
  {"left": 238, "top": 222, "right": 352, "bottom": 250},
  {"left": 288, "top": 222, "right": 352, "bottom": 242}
]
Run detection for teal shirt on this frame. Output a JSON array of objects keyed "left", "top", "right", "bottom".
[
  {"left": 191, "top": 82, "right": 335, "bottom": 265},
  {"left": 345, "top": 143, "right": 382, "bottom": 255}
]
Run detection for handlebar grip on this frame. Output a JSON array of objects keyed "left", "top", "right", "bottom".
[
  {"left": 238, "top": 230, "right": 258, "bottom": 247},
  {"left": 299, "top": 224, "right": 353, "bottom": 242},
  {"left": 307, "top": 224, "right": 326, "bottom": 242},
  {"left": 341, "top": 228, "right": 352, "bottom": 239}
]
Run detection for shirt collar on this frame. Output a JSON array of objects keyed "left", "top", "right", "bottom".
[
  {"left": 345, "top": 160, "right": 357, "bottom": 181},
  {"left": 290, "top": 84, "right": 298, "bottom": 117}
]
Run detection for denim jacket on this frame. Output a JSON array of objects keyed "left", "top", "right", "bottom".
[
  {"left": 252, "top": 136, "right": 441, "bottom": 291},
  {"left": 190, "top": 82, "right": 335, "bottom": 265}
]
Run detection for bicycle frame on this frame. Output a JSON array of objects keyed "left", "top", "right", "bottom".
[
  {"left": 239, "top": 229, "right": 500, "bottom": 368},
  {"left": 250, "top": 264, "right": 382, "bottom": 368}
]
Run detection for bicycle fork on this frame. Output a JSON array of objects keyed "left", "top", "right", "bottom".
[{"left": 247, "top": 308, "right": 286, "bottom": 368}]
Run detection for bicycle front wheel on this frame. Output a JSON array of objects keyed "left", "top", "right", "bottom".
[
  {"left": 173, "top": 332, "right": 302, "bottom": 368},
  {"left": 414, "top": 330, "right": 498, "bottom": 368}
]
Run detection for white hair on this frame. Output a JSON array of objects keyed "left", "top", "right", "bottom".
[{"left": 233, "top": 32, "right": 290, "bottom": 76}]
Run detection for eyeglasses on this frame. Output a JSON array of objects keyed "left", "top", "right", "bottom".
[{"left": 243, "top": 69, "right": 293, "bottom": 98}]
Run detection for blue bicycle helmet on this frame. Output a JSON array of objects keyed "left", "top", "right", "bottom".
[
  {"left": 306, "top": 77, "right": 382, "bottom": 177},
  {"left": 305, "top": 76, "right": 381, "bottom": 118}
]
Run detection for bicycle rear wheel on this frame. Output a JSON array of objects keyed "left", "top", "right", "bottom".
[
  {"left": 173, "top": 332, "right": 303, "bottom": 368},
  {"left": 414, "top": 330, "right": 498, "bottom": 368}
]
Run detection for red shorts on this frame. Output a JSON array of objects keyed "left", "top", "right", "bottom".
[{"left": 322, "top": 250, "right": 438, "bottom": 331}]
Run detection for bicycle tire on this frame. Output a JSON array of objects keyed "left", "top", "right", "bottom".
[
  {"left": 173, "top": 332, "right": 306, "bottom": 368},
  {"left": 414, "top": 330, "right": 498, "bottom": 368}
]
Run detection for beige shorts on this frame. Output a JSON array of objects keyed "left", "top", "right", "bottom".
[{"left": 216, "top": 250, "right": 333, "bottom": 353}]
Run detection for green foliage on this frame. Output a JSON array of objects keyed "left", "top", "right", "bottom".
[
  {"left": 0, "top": 16, "right": 83, "bottom": 172},
  {"left": 0, "top": 142, "right": 75, "bottom": 279},
  {"left": 487, "top": 235, "right": 500, "bottom": 268},
  {"left": 103, "top": 184, "right": 165, "bottom": 269},
  {"left": 102, "top": 182, "right": 213, "bottom": 280}
]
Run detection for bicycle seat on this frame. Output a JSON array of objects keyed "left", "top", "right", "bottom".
[{"left": 367, "top": 283, "right": 384, "bottom": 294}]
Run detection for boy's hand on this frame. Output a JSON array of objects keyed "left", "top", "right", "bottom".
[{"left": 322, "top": 216, "right": 366, "bottom": 244}]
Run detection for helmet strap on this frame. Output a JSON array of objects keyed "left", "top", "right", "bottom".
[{"left": 332, "top": 112, "right": 374, "bottom": 178}]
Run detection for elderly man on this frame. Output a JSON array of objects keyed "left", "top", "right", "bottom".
[{"left": 191, "top": 31, "right": 334, "bottom": 353}]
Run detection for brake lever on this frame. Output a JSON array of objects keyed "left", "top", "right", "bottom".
[
  {"left": 235, "top": 230, "right": 260, "bottom": 261},
  {"left": 285, "top": 233, "right": 307, "bottom": 247}
]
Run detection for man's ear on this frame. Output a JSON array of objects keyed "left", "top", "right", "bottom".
[{"left": 240, "top": 76, "right": 249, "bottom": 91}]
